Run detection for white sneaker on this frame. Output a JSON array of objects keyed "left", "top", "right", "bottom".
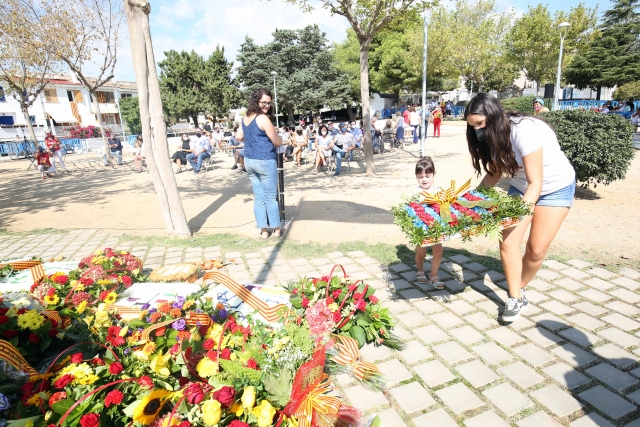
[{"left": 502, "top": 297, "right": 524, "bottom": 323}]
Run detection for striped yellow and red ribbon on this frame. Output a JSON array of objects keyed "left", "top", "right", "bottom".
[
  {"left": 291, "top": 374, "right": 341, "bottom": 427},
  {"left": 0, "top": 340, "right": 38, "bottom": 378},
  {"left": 331, "top": 335, "right": 382, "bottom": 382}
]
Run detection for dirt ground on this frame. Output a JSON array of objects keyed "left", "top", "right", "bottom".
[{"left": 1, "top": 123, "right": 638, "bottom": 267}]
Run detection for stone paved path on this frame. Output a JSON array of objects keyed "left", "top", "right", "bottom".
[{"left": 3, "top": 230, "right": 640, "bottom": 426}]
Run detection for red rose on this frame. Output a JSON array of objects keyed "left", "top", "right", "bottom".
[
  {"left": 80, "top": 277, "right": 94, "bottom": 286},
  {"left": 91, "top": 357, "right": 104, "bottom": 366},
  {"left": 178, "top": 377, "right": 189, "bottom": 387},
  {"left": 104, "top": 389, "right": 124, "bottom": 408},
  {"left": 2, "top": 330, "right": 18, "bottom": 339},
  {"left": 178, "top": 422, "right": 192, "bottom": 427},
  {"left": 326, "top": 297, "right": 334, "bottom": 305},
  {"left": 17, "top": 308, "right": 28, "bottom": 315},
  {"left": 355, "top": 299, "right": 366, "bottom": 310},
  {"left": 229, "top": 420, "right": 250, "bottom": 427},
  {"left": 292, "top": 288, "right": 299, "bottom": 294},
  {"left": 70, "top": 353, "right": 84, "bottom": 364},
  {"left": 202, "top": 338, "right": 214, "bottom": 350},
  {"left": 47, "top": 288, "right": 56, "bottom": 297},
  {"left": 333, "top": 312, "right": 342, "bottom": 323},
  {"left": 206, "top": 350, "right": 218, "bottom": 361},
  {"left": 109, "top": 362, "right": 123, "bottom": 375},
  {"left": 332, "top": 289, "right": 342, "bottom": 299},
  {"left": 49, "top": 391, "right": 67, "bottom": 407},
  {"left": 353, "top": 292, "right": 364, "bottom": 300},
  {"left": 54, "top": 374, "right": 74, "bottom": 389},
  {"left": 0, "top": 307, "right": 8, "bottom": 315},
  {"left": 99, "top": 290, "right": 110, "bottom": 301},
  {"left": 169, "top": 343, "right": 180, "bottom": 354},
  {"left": 48, "top": 329, "right": 59, "bottom": 337},
  {"left": 220, "top": 348, "right": 231, "bottom": 360},
  {"left": 246, "top": 358, "right": 259, "bottom": 370},
  {"left": 369, "top": 295, "right": 379, "bottom": 304},
  {"left": 301, "top": 298, "right": 309, "bottom": 308},
  {"left": 121, "top": 275, "right": 132, "bottom": 287},
  {"left": 79, "top": 413, "right": 100, "bottom": 427},
  {"left": 138, "top": 376, "right": 153, "bottom": 388},
  {"left": 28, "top": 333, "right": 40, "bottom": 344},
  {"left": 213, "top": 386, "right": 236, "bottom": 408},
  {"left": 53, "top": 275, "right": 68, "bottom": 285},
  {"left": 21, "top": 382, "right": 35, "bottom": 394},
  {"left": 184, "top": 383, "right": 205, "bottom": 405}
]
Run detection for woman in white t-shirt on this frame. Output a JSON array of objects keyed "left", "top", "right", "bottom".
[{"left": 465, "top": 93, "right": 576, "bottom": 324}]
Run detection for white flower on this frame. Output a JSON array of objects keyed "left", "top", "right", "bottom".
[{"left": 10, "top": 297, "right": 30, "bottom": 308}]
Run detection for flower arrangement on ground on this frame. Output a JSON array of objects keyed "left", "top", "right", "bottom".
[
  {"left": 287, "top": 268, "right": 400, "bottom": 349},
  {"left": 392, "top": 181, "right": 532, "bottom": 246}
]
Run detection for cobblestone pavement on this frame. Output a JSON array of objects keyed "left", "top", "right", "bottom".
[{"left": 3, "top": 230, "right": 640, "bottom": 426}]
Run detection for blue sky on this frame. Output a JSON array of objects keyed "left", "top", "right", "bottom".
[{"left": 112, "top": 0, "right": 613, "bottom": 82}]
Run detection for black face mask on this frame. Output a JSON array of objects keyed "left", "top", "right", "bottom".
[
  {"left": 475, "top": 127, "right": 486, "bottom": 143},
  {"left": 196, "top": 133, "right": 202, "bottom": 137},
  {"left": 297, "top": 131, "right": 302, "bottom": 135}
]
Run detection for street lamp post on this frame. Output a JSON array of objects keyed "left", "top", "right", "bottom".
[
  {"left": 554, "top": 22, "right": 571, "bottom": 111},
  {"left": 271, "top": 71, "right": 279, "bottom": 128},
  {"left": 271, "top": 70, "right": 285, "bottom": 226},
  {"left": 420, "top": 10, "right": 429, "bottom": 158}
]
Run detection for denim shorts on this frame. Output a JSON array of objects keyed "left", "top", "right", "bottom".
[{"left": 508, "top": 180, "right": 576, "bottom": 207}]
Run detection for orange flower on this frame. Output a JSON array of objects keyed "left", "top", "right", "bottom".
[
  {"left": 177, "top": 330, "right": 191, "bottom": 341},
  {"left": 158, "top": 303, "right": 171, "bottom": 314},
  {"left": 154, "top": 327, "right": 166, "bottom": 337},
  {"left": 128, "top": 331, "right": 141, "bottom": 344},
  {"left": 216, "top": 303, "right": 225, "bottom": 310},
  {"left": 150, "top": 312, "right": 162, "bottom": 323},
  {"left": 169, "top": 308, "right": 182, "bottom": 318},
  {"left": 142, "top": 341, "right": 157, "bottom": 356}
]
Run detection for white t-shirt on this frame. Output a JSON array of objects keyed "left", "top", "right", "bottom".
[
  {"left": 409, "top": 111, "right": 421, "bottom": 126},
  {"left": 414, "top": 185, "right": 441, "bottom": 197},
  {"left": 509, "top": 117, "right": 575, "bottom": 195}
]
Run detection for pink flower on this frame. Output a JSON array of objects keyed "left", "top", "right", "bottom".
[
  {"left": 369, "top": 295, "right": 379, "bottom": 304},
  {"left": 301, "top": 298, "right": 309, "bottom": 308},
  {"left": 332, "top": 289, "right": 341, "bottom": 299},
  {"left": 355, "top": 299, "right": 366, "bottom": 310}
]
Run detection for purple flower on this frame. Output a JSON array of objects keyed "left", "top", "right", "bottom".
[
  {"left": 145, "top": 317, "right": 152, "bottom": 323},
  {"left": 195, "top": 308, "right": 203, "bottom": 314},
  {"left": 172, "top": 301, "right": 183, "bottom": 309},
  {"left": 218, "top": 309, "right": 228, "bottom": 320},
  {"left": 148, "top": 308, "right": 157, "bottom": 314},
  {"left": 172, "top": 319, "right": 186, "bottom": 331},
  {"left": 140, "top": 303, "right": 150, "bottom": 310},
  {"left": 123, "top": 347, "right": 131, "bottom": 355}
]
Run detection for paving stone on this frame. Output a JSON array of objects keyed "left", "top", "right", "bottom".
[
  {"left": 432, "top": 341, "right": 474, "bottom": 365},
  {"left": 464, "top": 410, "right": 510, "bottom": 427},
  {"left": 377, "top": 359, "right": 413, "bottom": 387},
  {"left": 446, "top": 300, "right": 477, "bottom": 316},
  {"left": 562, "top": 267, "right": 592, "bottom": 281},
  {"left": 484, "top": 270, "right": 506, "bottom": 282},
  {"left": 459, "top": 290, "right": 487, "bottom": 304},
  {"left": 592, "top": 344, "right": 638, "bottom": 369},
  {"left": 532, "top": 312, "right": 569, "bottom": 331},
  {"left": 450, "top": 325, "right": 485, "bottom": 345},
  {"left": 449, "top": 254, "right": 472, "bottom": 264},
  {"left": 586, "top": 362, "right": 639, "bottom": 391},
  {"left": 411, "top": 408, "right": 458, "bottom": 427},
  {"left": 610, "top": 288, "right": 640, "bottom": 304},
  {"left": 343, "top": 384, "right": 389, "bottom": 411},
  {"left": 574, "top": 302, "right": 609, "bottom": 317},
  {"left": 517, "top": 411, "right": 564, "bottom": 427},
  {"left": 413, "top": 299, "right": 446, "bottom": 315},
  {"left": 620, "top": 268, "right": 640, "bottom": 280},
  {"left": 537, "top": 269, "right": 563, "bottom": 281},
  {"left": 552, "top": 343, "right": 597, "bottom": 367},
  {"left": 441, "top": 279, "right": 466, "bottom": 293},
  {"left": 483, "top": 383, "right": 534, "bottom": 416},
  {"left": 310, "top": 257, "right": 331, "bottom": 266},
  {"left": 550, "top": 290, "right": 581, "bottom": 304},
  {"left": 452, "top": 360, "right": 497, "bottom": 389},
  {"left": 470, "top": 279, "right": 500, "bottom": 292},
  {"left": 627, "top": 390, "right": 640, "bottom": 406},
  {"left": 413, "top": 360, "right": 456, "bottom": 388},
  {"left": 587, "top": 267, "right": 618, "bottom": 280},
  {"left": 544, "top": 361, "right": 591, "bottom": 389},
  {"left": 598, "top": 327, "right": 640, "bottom": 348},
  {"left": 463, "top": 262, "right": 487, "bottom": 272},
  {"left": 541, "top": 300, "right": 576, "bottom": 315},
  {"left": 512, "top": 343, "right": 555, "bottom": 367},
  {"left": 579, "top": 385, "right": 637, "bottom": 420},
  {"left": 567, "top": 313, "right": 606, "bottom": 331},
  {"left": 626, "top": 418, "right": 640, "bottom": 427},
  {"left": 360, "top": 343, "right": 393, "bottom": 362},
  {"left": 486, "top": 327, "right": 525, "bottom": 347},
  {"left": 509, "top": 316, "right": 535, "bottom": 331},
  {"left": 429, "top": 289, "right": 456, "bottom": 303},
  {"left": 559, "top": 327, "right": 603, "bottom": 347},
  {"left": 389, "top": 263, "right": 411, "bottom": 273},
  {"left": 567, "top": 259, "right": 593, "bottom": 270},
  {"left": 584, "top": 277, "right": 616, "bottom": 291},
  {"left": 580, "top": 289, "right": 613, "bottom": 303},
  {"left": 523, "top": 289, "right": 548, "bottom": 304},
  {"left": 400, "top": 288, "right": 428, "bottom": 300},
  {"left": 430, "top": 312, "right": 464, "bottom": 329},
  {"left": 630, "top": 367, "right": 640, "bottom": 378},
  {"left": 472, "top": 342, "right": 513, "bottom": 365},
  {"left": 476, "top": 300, "right": 503, "bottom": 316},
  {"left": 435, "top": 382, "right": 485, "bottom": 415},
  {"left": 608, "top": 301, "right": 640, "bottom": 316},
  {"left": 544, "top": 260, "right": 570, "bottom": 270},
  {"left": 570, "top": 413, "right": 616, "bottom": 427},
  {"left": 464, "top": 312, "right": 497, "bottom": 330},
  {"left": 531, "top": 384, "right": 583, "bottom": 417},
  {"left": 384, "top": 299, "right": 413, "bottom": 315},
  {"left": 522, "top": 327, "right": 564, "bottom": 348},
  {"left": 498, "top": 361, "right": 545, "bottom": 389},
  {"left": 414, "top": 325, "right": 450, "bottom": 344},
  {"left": 389, "top": 381, "right": 437, "bottom": 414},
  {"left": 375, "top": 408, "right": 408, "bottom": 427},
  {"left": 398, "top": 340, "right": 433, "bottom": 364},
  {"left": 396, "top": 311, "right": 430, "bottom": 328}
]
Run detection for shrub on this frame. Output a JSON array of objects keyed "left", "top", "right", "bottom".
[
  {"left": 545, "top": 110, "right": 635, "bottom": 186},
  {"left": 613, "top": 81, "right": 640, "bottom": 101},
  {"left": 500, "top": 95, "right": 536, "bottom": 115}
]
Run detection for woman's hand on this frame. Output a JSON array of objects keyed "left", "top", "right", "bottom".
[{"left": 478, "top": 173, "right": 502, "bottom": 188}]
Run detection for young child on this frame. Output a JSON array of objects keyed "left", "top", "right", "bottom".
[
  {"left": 414, "top": 157, "right": 444, "bottom": 289},
  {"left": 34, "top": 146, "right": 54, "bottom": 179}
]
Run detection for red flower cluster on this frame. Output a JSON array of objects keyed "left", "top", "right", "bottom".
[
  {"left": 138, "top": 376, "right": 153, "bottom": 388},
  {"left": 213, "top": 386, "right": 235, "bottom": 408},
  {"left": 104, "top": 390, "right": 124, "bottom": 408},
  {"left": 53, "top": 274, "right": 68, "bottom": 285},
  {"left": 70, "top": 353, "right": 83, "bottom": 364},
  {"left": 462, "top": 192, "right": 483, "bottom": 201},
  {"left": 49, "top": 391, "right": 67, "bottom": 407},
  {"left": 246, "top": 358, "right": 259, "bottom": 370},
  {"left": 106, "top": 326, "right": 125, "bottom": 347},
  {"left": 409, "top": 202, "right": 436, "bottom": 226},
  {"left": 79, "top": 413, "right": 100, "bottom": 427},
  {"left": 185, "top": 383, "right": 205, "bottom": 404},
  {"left": 109, "top": 362, "right": 123, "bottom": 375},
  {"left": 452, "top": 203, "right": 481, "bottom": 221},
  {"left": 54, "top": 374, "right": 74, "bottom": 389}
]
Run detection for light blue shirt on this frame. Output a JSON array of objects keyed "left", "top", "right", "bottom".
[
  {"left": 350, "top": 127, "right": 363, "bottom": 143},
  {"left": 193, "top": 135, "right": 212, "bottom": 155}
]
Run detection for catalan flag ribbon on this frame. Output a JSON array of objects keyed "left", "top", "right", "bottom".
[
  {"left": 0, "top": 340, "right": 38, "bottom": 378},
  {"left": 420, "top": 179, "right": 496, "bottom": 222}
]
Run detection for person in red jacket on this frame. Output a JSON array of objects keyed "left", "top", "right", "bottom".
[
  {"left": 34, "top": 146, "right": 54, "bottom": 179},
  {"left": 43, "top": 129, "right": 67, "bottom": 173}
]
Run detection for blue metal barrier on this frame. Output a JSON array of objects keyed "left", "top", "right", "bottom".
[{"left": 61, "top": 138, "right": 82, "bottom": 150}]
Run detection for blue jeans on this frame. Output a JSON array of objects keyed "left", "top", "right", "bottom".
[
  {"left": 186, "top": 152, "right": 210, "bottom": 172},
  {"left": 308, "top": 139, "right": 314, "bottom": 151},
  {"left": 508, "top": 180, "right": 576, "bottom": 207},
  {"left": 244, "top": 158, "right": 281, "bottom": 229},
  {"left": 104, "top": 150, "right": 122, "bottom": 165},
  {"left": 332, "top": 146, "right": 347, "bottom": 173}
]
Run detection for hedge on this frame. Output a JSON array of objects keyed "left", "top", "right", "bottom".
[
  {"left": 544, "top": 110, "right": 635, "bottom": 186},
  {"left": 500, "top": 95, "right": 537, "bottom": 115}
]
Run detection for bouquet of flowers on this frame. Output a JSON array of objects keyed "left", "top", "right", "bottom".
[
  {"left": 287, "top": 266, "right": 400, "bottom": 350},
  {"left": 393, "top": 180, "right": 532, "bottom": 246}
]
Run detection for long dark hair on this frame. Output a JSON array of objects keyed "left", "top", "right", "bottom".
[
  {"left": 464, "top": 93, "right": 518, "bottom": 177},
  {"left": 247, "top": 88, "right": 273, "bottom": 117}
]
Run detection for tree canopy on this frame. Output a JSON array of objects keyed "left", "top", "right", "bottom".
[
  {"left": 119, "top": 96, "right": 142, "bottom": 135},
  {"left": 236, "top": 25, "right": 351, "bottom": 123}
]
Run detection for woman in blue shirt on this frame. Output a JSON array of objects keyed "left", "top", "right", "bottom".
[{"left": 236, "top": 88, "right": 283, "bottom": 239}]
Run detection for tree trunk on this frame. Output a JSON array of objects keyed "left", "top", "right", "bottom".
[
  {"left": 21, "top": 107, "right": 38, "bottom": 143},
  {"left": 596, "top": 86, "right": 601, "bottom": 101},
  {"left": 125, "top": 0, "right": 191, "bottom": 237},
  {"left": 393, "top": 89, "right": 400, "bottom": 106},
  {"left": 346, "top": 105, "right": 355, "bottom": 121},
  {"left": 91, "top": 94, "right": 113, "bottom": 165},
  {"left": 192, "top": 114, "right": 199, "bottom": 129},
  {"left": 359, "top": 41, "right": 375, "bottom": 176},
  {"left": 287, "top": 105, "right": 295, "bottom": 126}
]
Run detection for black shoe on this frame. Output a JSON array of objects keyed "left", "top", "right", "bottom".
[
  {"left": 231, "top": 165, "right": 238, "bottom": 170},
  {"left": 334, "top": 171, "right": 340, "bottom": 176},
  {"left": 193, "top": 170, "right": 199, "bottom": 175},
  {"left": 242, "top": 168, "right": 247, "bottom": 172},
  {"left": 502, "top": 297, "right": 524, "bottom": 323}
]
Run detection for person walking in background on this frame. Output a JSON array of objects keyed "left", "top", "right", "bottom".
[
  {"left": 410, "top": 106, "right": 421, "bottom": 143},
  {"left": 235, "top": 88, "right": 283, "bottom": 239},
  {"left": 395, "top": 111, "right": 405, "bottom": 147},
  {"left": 307, "top": 125, "right": 316, "bottom": 151},
  {"left": 432, "top": 105, "right": 443, "bottom": 138},
  {"left": 133, "top": 135, "right": 146, "bottom": 172},
  {"left": 43, "top": 130, "right": 66, "bottom": 173}
]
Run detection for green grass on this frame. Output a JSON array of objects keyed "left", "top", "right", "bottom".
[{"left": 0, "top": 228, "right": 68, "bottom": 236}]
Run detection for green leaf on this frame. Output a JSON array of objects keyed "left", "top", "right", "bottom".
[
  {"left": 350, "top": 325, "right": 367, "bottom": 348},
  {"left": 340, "top": 320, "right": 353, "bottom": 332},
  {"left": 52, "top": 399, "right": 74, "bottom": 415},
  {"left": 356, "top": 317, "right": 370, "bottom": 327},
  {"left": 122, "top": 399, "right": 141, "bottom": 417}
]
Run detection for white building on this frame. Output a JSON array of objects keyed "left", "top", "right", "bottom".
[{"left": 0, "top": 75, "right": 137, "bottom": 141}]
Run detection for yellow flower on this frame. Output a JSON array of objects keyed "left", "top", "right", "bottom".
[
  {"left": 44, "top": 294, "right": 60, "bottom": 306},
  {"left": 104, "top": 292, "right": 117, "bottom": 305},
  {"left": 182, "top": 299, "right": 195, "bottom": 310},
  {"left": 230, "top": 402, "right": 243, "bottom": 416},
  {"left": 206, "top": 323, "right": 224, "bottom": 344},
  {"left": 26, "top": 391, "right": 50, "bottom": 407},
  {"left": 241, "top": 386, "right": 256, "bottom": 409},
  {"left": 196, "top": 358, "right": 219, "bottom": 378},
  {"left": 201, "top": 399, "right": 222, "bottom": 425},
  {"left": 252, "top": 400, "right": 277, "bottom": 427},
  {"left": 149, "top": 352, "right": 171, "bottom": 377},
  {"left": 133, "top": 389, "right": 171, "bottom": 426},
  {"left": 17, "top": 311, "right": 44, "bottom": 330},
  {"left": 142, "top": 342, "right": 157, "bottom": 356},
  {"left": 71, "top": 280, "right": 84, "bottom": 291},
  {"left": 94, "top": 249, "right": 103, "bottom": 256},
  {"left": 83, "top": 315, "right": 94, "bottom": 327},
  {"left": 328, "top": 302, "right": 339, "bottom": 312},
  {"left": 24, "top": 420, "right": 34, "bottom": 427},
  {"left": 76, "top": 300, "right": 88, "bottom": 314},
  {"left": 76, "top": 374, "right": 99, "bottom": 385}
]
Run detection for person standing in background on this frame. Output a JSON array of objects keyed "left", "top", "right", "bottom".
[{"left": 43, "top": 129, "right": 66, "bottom": 173}]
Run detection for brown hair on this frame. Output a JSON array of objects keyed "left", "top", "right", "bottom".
[
  {"left": 415, "top": 156, "right": 436, "bottom": 175},
  {"left": 247, "top": 88, "right": 273, "bottom": 117}
]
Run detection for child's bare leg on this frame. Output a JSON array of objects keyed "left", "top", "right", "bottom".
[
  {"left": 415, "top": 245, "right": 427, "bottom": 274},
  {"left": 430, "top": 244, "right": 443, "bottom": 278}
]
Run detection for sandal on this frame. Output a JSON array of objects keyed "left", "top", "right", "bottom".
[
  {"left": 272, "top": 229, "right": 282, "bottom": 239},
  {"left": 429, "top": 276, "right": 445, "bottom": 290},
  {"left": 416, "top": 272, "right": 429, "bottom": 284},
  {"left": 260, "top": 231, "right": 270, "bottom": 239}
]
